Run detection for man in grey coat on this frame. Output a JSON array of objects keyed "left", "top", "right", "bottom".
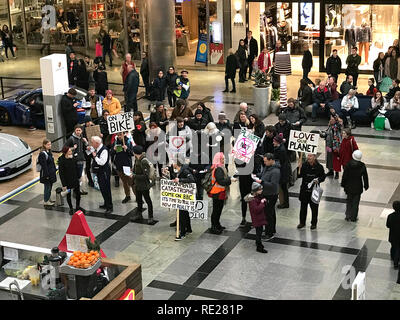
[
  {"left": 254, "top": 153, "right": 280, "bottom": 240},
  {"left": 123, "top": 64, "right": 139, "bottom": 112}
]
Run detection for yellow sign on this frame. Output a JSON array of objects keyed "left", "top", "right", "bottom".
[{"left": 199, "top": 43, "right": 207, "bottom": 54}]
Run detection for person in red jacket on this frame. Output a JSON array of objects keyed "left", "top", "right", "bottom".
[
  {"left": 245, "top": 182, "right": 268, "bottom": 253},
  {"left": 257, "top": 47, "right": 271, "bottom": 72},
  {"left": 366, "top": 78, "right": 378, "bottom": 96},
  {"left": 339, "top": 128, "right": 359, "bottom": 178}
]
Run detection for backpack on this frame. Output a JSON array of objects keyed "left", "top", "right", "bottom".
[
  {"left": 36, "top": 151, "right": 48, "bottom": 172},
  {"left": 201, "top": 168, "right": 215, "bottom": 193},
  {"left": 141, "top": 157, "right": 156, "bottom": 187}
]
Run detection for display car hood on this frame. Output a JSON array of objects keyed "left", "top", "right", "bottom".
[
  {"left": 0, "top": 99, "right": 17, "bottom": 108},
  {"left": 0, "top": 133, "right": 31, "bottom": 166}
]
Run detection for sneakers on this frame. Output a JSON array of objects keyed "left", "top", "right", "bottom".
[
  {"left": 122, "top": 196, "right": 131, "bottom": 204},
  {"left": 297, "top": 223, "right": 305, "bottom": 229},
  {"left": 239, "top": 219, "right": 247, "bottom": 227},
  {"left": 175, "top": 235, "right": 186, "bottom": 241},
  {"left": 43, "top": 201, "right": 54, "bottom": 206},
  {"left": 28, "top": 126, "right": 36, "bottom": 131}
]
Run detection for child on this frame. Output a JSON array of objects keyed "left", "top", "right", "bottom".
[
  {"left": 245, "top": 182, "right": 268, "bottom": 253},
  {"left": 95, "top": 37, "right": 103, "bottom": 62}
]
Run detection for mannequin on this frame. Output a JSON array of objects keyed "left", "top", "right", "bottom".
[
  {"left": 345, "top": 20, "right": 356, "bottom": 56},
  {"left": 357, "top": 19, "right": 371, "bottom": 64},
  {"left": 263, "top": 13, "right": 278, "bottom": 51},
  {"left": 277, "top": 20, "right": 292, "bottom": 52}
]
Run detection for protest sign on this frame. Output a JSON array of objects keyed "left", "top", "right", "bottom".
[
  {"left": 168, "top": 136, "right": 186, "bottom": 155},
  {"left": 85, "top": 125, "right": 101, "bottom": 143},
  {"left": 107, "top": 112, "right": 134, "bottom": 134},
  {"left": 232, "top": 128, "right": 261, "bottom": 163},
  {"left": 189, "top": 200, "right": 208, "bottom": 220},
  {"left": 288, "top": 130, "right": 319, "bottom": 154},
  {"left": 160, "top": 179, "right": 197, "bottom": 212}
]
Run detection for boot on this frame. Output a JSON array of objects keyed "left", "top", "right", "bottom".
[
  {"left": 122, "top": 196, "right": 131, "bottom": 204},
  {"left": 326, "top": 170, "right": 334, "bottom": 177},
  {"left": 222, "top": 89, "right": 229, "bottom": 93},
  {"left": 210, "top": 226, "right": 222, "bottom": 235},
  {"left": 256, "top": 246, "right": 268, "bottom": 253},
  {"left": 114, "top": 176, "right": 119, "bottom": 188},
  {"left": 334, "top": 172, "right": 339, "bottom": 179}
]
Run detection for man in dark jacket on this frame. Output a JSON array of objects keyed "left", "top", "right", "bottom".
[
  {"left": 60, "top": 88, "right": 78, "bottom": 137},
  {"left": 282, "top": 98, "right": 307, "bottom": 131},
  {"left": 188, "top": 110, "right": 208, "bottom": 132},
  {"left": 386, "top": 201, "right": 400, "bottom": 271},
  {"left": 166, "top": 66, "right": 178, "bottom": 107},
  {"left": 274, "top": 114, "right": 291, "bottom": 150},
  {"left": 131, "top": 145, "right": 154, "bottom": 224},
  {"left": 244, "top": 31, "right": 258, "bottom": 80},
  {"left": 341, "top": 150, "right": 369, "bottom": 222},
  {"left": 140, "top": 52, "right": 150, "bottom": 98},
  {"left": 326, "top": 49, "right": 342, "bottom": 81},
  {"left": 297, "top": 153, "right": 325, "bottom": 229},
  {"left": 223, "top": 50, "right": 238, "bottom": 93},
  {"left": 254, "top": 153, "right": 280, "bottom": 240},
  {"left": 273, "top": 134, "right": 290, "bottom": 209},
  {"left": 302, "top": 44, "right": 315, "bottom": 87},
  {"left": 312, "top": 80, "right": 332, "bottom": 121},
  {"left": 340, "top": 74, "right": 356, "bottom": 96},
  {"left": 68, "top": 52, "right": 78, "bottom": 85},
  {"left": 169, "top": 161, "right": 196, "bottom": 240},
  {"left": 152, "top": 70, "right": 167, "bottom": 101},
  {"left": 346, "top": 47, "right": 361, "bottom": 87},
  {"left": 123, "top": 64, "right": 139, "bottom": 112},
  {"left": 298, "top": 79, "right": 313, "bottom": 109}
]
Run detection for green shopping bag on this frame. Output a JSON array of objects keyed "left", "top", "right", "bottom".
[
  {"left": 379, "top": 77, "right": 392, "bottom": 93},
  {"left": 374, "top": 115, "right": 385, "bottom": 131}
]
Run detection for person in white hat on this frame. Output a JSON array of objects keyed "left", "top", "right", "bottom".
[{"left": 341, "top": 150, "right": 369, "bottom": 222}]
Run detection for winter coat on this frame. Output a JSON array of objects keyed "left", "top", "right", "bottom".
[
  {"left": 111, "top": 136, "right": 134, "bottom": 171},
  {"left": 298, "top": 85, "right": 313, "bottom": 107},
  {"left": 258, "top": 163, "right": 280, "bottom": 196},
  {"left": 166, "top": 72, "right": 178, "bottom": 93},
  {"left": 174, "top": 76, "right": 190, "bottom": 99},
  {"left": 385, "top": 86, "right": 400, "bottom": 101},
  {"left": 257, "top": 52, "right": 271, "bottom": 72},
  {"left": 313, "top": 86, "right": 332, "bottom": 105},
  {"left": 282, "top": 106, "right": 307, "bottom": 131},
  {"left": 233, "top": 106, "right": 254, "bottom": 123},
  {"left": 150, "top": 109, "right": 168, "bottom": 132},
  {"left": 60, "top": 94, "right": 78, "bottom": 126},
  {"left": 302, "top": 50, "right": 313, "bottom": 70},
  {"left": 236, "top": 45, "right": 247, "bottom": 66},
  {"left": 76, "top": 64, "right": 90, "bottom": 91},
  {"left": 328, "top": 82, "right": 339, "bottom": 101},
  {"left": 39, "top": 150, "right": 57, "bottom": 184},
  {"left": 58, "top": 155, "right": 79, "bottom": 189},
  {"left": 133, "top": 153, "right": 152, "bottom": 191},
  {"left": 98, "top": 116, "right": 110, "bottom": 144},
  {"left": 244, "top": 37, "right": 258, "bottom": 57},
  {"left": 170, "top": 106, "right": 193, "bottom": 121},
  {"left": 124, "top": 69, "right": 139, "bottom": 103},
  {"left": 140, "top": 57, "right": 149, "bottom": 78},
  {"left": 248, "top": 122, "right": 265, "bottom": 138},
  {"left": 326, "top": 55, "right": 342, "bottom": 77},
  {"left": 386, "top": 211, "right": 400, "bottom": 244},
  {"left": 274, "top": 120, "right": 291, "bottom": 149},
  {"left": 246, "top": 195, "right": 267, "bottom": 227},
  {"left": 102, "top": 97, "right": 121, "bottom": 115},
  {"left": 346, "top": 54, "right": 361, "bottom": 75},
  {"left": 339, "top": 136, "right": 358, "bottom": 168},
  {"left": 66, "top": 133, "right": 88, "bottom": 163},
  {"left": 341, "top": 159, "right": 369, "bottom": 195},
  {"left": 169, "top": 164, "right": 196, "bottom": 184},
  {"left": 200, "top": 107, "right": 214, "bottom": 124},
  {"left": 340, "top": 81, "right": 355, "bottom": 95},
  {"left": 188, "top": 117, "right": 208, "bottom": 132},
  {"left": 216, "top": 120, "right": 233, "bottom": 135},
  {"left": 68, "top": 59, "right": 79, "bottom": 85},
  {"left": 225, "top": 54, "right": 238, "bottom": 78},
  {"left": 152, "top": 76, "right": 167, "bottom": 101},
  {"left": 132, "top": 120, "right": 146, "bottom": 148},
  {"left": 120, "top": 61, "right": 136, "bottom": 82},
  {"left": 298, "top": 160, "right": 325, "bottom": 202},
  {"left": 102, "top": 33, "right": 112, "bottom": 50},
  {"left": 93, "top": 70, "right": 108, "bottom": 95},
  {"left": 273, "top": 143, "right": 289, "bottom": 184}
]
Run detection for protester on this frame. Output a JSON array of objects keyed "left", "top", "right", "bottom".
[
  {"left": 281, "top": 98, "right": 307, "bottom": 131},
  {"left": 248, "top": 114, "right": 265, "bottom": 138},
  {"left": 196, "top": 102, "right": 214, "bottom": 124},
  {"left": 146, "top": 122, "right": 166, "bottom": 179},
  {"left": 132, "top": 111, "right": 147, "bottom": 149},
  {"left": 60, "top": 88, "right": 78, "bottom": 138},
  {"left": 170, "top": 99, "right": 193, "bottom": 122},
  {"left": 320, "top": 114, "right": 343, "bottom": 178},
  {"left": 297, "top": 153, "right": 325, "bottom": 230},
  {"left": 233, "top": 102, "right": 254, "bottom": 122},
  {"left": 76, "top": 59, "right": 90, "bottom": 90},
  {"left": 102, "top": 90, "right": 121, "bottom": 115},
  {"left": 215, "top": 111, "right": 233, "bottom": 134},
  {"left": 39, "top": 139, "right": 57, "bottom": 207},
  {"left": 339, "top": 128, "right": 359, "bottom": 175},
  {"left": 274, "top": 114, "right": 291, "bottom": 150},
  {"left": 99, "top": 110, "right": 111, "bottom": 145},
  {"left": 140, "top": 52, "right": 150, "bottom": 98},
  {"left": 326, "top": 49, "right": 341, "bottom": 81},
  {"left": 341, "top": 150, "right": 369, "bottom": 222},
  {"left": 166, "top": 66, "right": 178, "bottom": 107},
  {"left": 150, "top": 102, "right": 169, "bottom": 132},
  {"left": 233, "top": 111, "right": 250, "bottom": 139},
  {"left": 188, "top": 109, "right": 208, "bottom": 131},
  {"left": 67, "top": 51, "right": 78, "bottom": 85},
  {"left": 346, "top": 47, "right": 361, "bottom": 87},
  {"left": 273, "top": 134, "right": 290, "bottom": 209},
  {"left": 297, "top": 79, "right": 313, "bottom": 110},
  {"left": 312, "top": 80, "right": 332, "bottom": 121},
  {"left": 152, "top": 69, "right": 167, "bottom": 102},
  {"left": 85, "top": 86, "right": 103, "bottom": 123},
  {"left": 341, "top": 89, "right": 359, "bottom": 129},
  {"left": 174, "top": 70, "right": 190, "bottom": 101},
  {"left": 386, "top": 201, "right": 400, "bottom": 270},
  {"left": 123, "top": 63, "right": 139, "bottom": 112}
]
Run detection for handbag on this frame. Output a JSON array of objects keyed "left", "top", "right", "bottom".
[
  {"left": 374, "top": 115, "right": 385, "bottom": 131},
  {"left": 311, "top": 183, "right": 323, "bottom": 204}
]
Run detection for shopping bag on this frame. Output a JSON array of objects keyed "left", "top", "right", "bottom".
[
  {"left": 379, "top": 77, "right": 392, "bottom": 93},
  {"left": 311, "top": 183, "right": 323, "bottom": 204},
  {"left": 91, "top": 173, "right": 100, "bottom": 191},
  {"left": 374, "top": 115, "right": 385, "bottom": 131}
]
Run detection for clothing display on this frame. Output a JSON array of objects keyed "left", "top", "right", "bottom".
[
  {"left": 345, "top": 27, "right": 356, "bottom": 55},
  {"left": 277, "top": 22, "right": 292, "bottom": 51},
  {"left": 356, "top": 25, "right": 371, "bottom": 64}
]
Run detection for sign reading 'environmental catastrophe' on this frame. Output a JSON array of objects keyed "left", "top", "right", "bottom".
[
  {"left": 288, "top": 130, "right": 319, "bottom": 154},
  {"left": 160, "top": 179, "right": 197, "bottom": 212},
  {"left": 107, "top": 112, "right": 134, "bottom": 134},
  {"left": 232, "top": 128, "right": 261, "bottom": 163}
]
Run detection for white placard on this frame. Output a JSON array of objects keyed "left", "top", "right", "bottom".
[
  {"left": 232, "top": 128, "right": 261, "bottom": 163},
  {"left": 3, "top": 247, "right": 18, "bottom": 261},
  {"left": 47, "top": 122, "right": 55, "bottom": 134},
  {"left": 168, "top": 136, "right": 186, "bottom": 155},
  {"left": 160, "top": 179, "right": 197, "bottom": 212},
  {"left": 107, "top": 112, "right": 134, "bottom": 134},
  {"left": 123, "top": 166, "right": 131, "bottom": 176},
  {"left": 189, "top": 200, "right": 208, "bottom": 220},
  {"left": 46, "top": 105, "right": 53, "bottom": 122},
  {"left": 351, "top": 272, "right": 366, "bottom": 300},
  {"left": 66, "top": 234, "right": 88, "bottom": 252},
  {"left": 288, "top": 130, "right": 319, "bottom": 154}
]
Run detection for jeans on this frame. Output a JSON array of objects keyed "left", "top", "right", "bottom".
[
  {"left": 76, "top": 163, "right": 84, "bottom": 180},
  {"left": 44, "top": 182, "right": 53, "bottom": 202},
  {"left": 303, "top": 68, "right": 315, "bottom": 87},
  {"left": 225, "top": 76, "right": 236, "bottom": 91},
  {"left": 4, "top": 44, "right": 15, "bottom": 58},
  {"left": 103, "top": 48, "right": 113, "bottom": 66},
  {"left": 345, "top": 193, "right": 361, "bottom": 220},
  {"left": 211, "top": 197, "right": 225, "bottom": 228},
  {"left": 179, "top": 210, "right": 191, "bottom": 236},
  {"left": 300, "top": 197, "right": 319, "bottom": 226},
  {"left": 264, "top": 194, "right": 278, "bottom": 236},
  {"left": 136, "top": 189, "right": 153, "bottom": 219}
]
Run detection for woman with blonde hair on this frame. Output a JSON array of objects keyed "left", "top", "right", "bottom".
[{"left": 222, "top": 48, "right": 238, "bottom": 93}]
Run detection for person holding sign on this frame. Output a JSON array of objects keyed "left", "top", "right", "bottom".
[
  {"left": 297, "top": 153, "right": 325, "bottom": 230},
  {"left": 102, "top": 90, "right": 121, "bottom": 115}
]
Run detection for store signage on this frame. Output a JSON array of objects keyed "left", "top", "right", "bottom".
[
  {"left": 232, "top": 128, "right": 261, "bottom": 163},
  {"left": 189, "top": 200, "right": 208, "bottom": 220},
  {"left": 40, "top": 54, "right": 69, "bottom": 96},
  {"left": 160, "top": 179, "right": 197, "bottom": 212},
  {"left": 210, "top": 43, "right": 224, "bottom": 65},
  {"left": 195, "top": 33, "right": 208, "bottom": 64},
  {"left": 107, "top": 112, "right": 134, "bottom": 134},
  {"left": 288, "top": 130, "right": 319, "bottom": 154}
]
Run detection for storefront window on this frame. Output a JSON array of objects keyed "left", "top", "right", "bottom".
[
  {"left": 325, "top": 4, "right": 400, "bottom": 71},
  {"left": 126, "top": 0, "right": 140, "bottom": 59},
  {"left": 0, "top": 0, "right": 10, "bottom": 32},
  {"left": 9, "top": 0, "right": 24, "bottom": 44}
]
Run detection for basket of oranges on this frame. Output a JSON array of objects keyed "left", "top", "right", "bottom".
[{"left": 60, "top": 250, "right": 102, "bottom": 276}]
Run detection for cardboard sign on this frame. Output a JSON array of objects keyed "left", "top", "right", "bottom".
[
  {"left": 85, "top": 125, "right": 101, "bottom": 143},
  {"left": 160, "top": 179, "right": 197, "bottom": 212},
  {"left": 189, "top": 200, "right": 208, "bottom": 220},
  {"left": 107, "top": 112, "right": 134, "bottom": 134},
  {"left": 288, "top": 130, "right": 319, "bottom": 154},
  {"left": 168, "top": 136, "right": 186, "bottom": 154},
  {"left": 232, "top": 128, "right": 261, "bottom": 163}
]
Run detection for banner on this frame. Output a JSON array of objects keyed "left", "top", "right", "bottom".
[
  {"left": 168, "top": 136, "right": 186, "bottom": 155},
  {"left": 210, "top": 43, "right": 224, "bottom": 65},
  {"left": 232, "top": 128, "right": 261, "bottom": 163},
  {"left": 107, "top": 112, "right": 134, "bottom": 134},
  {"left": 288, "top": 130, "right": 319, "bottom": 154},
  {"left": 195, "top": 33, "right": 208, "bottom": 64},
  {"left": 160, "top": 179, "right": 197, "bottom": 212},
  {"left": 189, "top": 200, "right": 208, "bottom": 220}
]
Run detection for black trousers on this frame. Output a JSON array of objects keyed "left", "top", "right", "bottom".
[
  {"left": 239, "top": 62, "right": 247, "bottom": 81},
  {"left": 125, "top": 96, "right": 138, "bottom": 113},
  {"left": 136, "top": 189, "right": 153, "bottom": 219},
  {"left": 390, "top": 243, "right": 400, "bottom": 266},
  {"left": 225, "top": 76, "right": 236, "bottom": 91},
  {"left": 255, "top": 226, "right": 264, "bottom": 248},
  {"left": 179, "top": 210, "right": 191, "bottom": 236},
  {"left": 4, "top": 43, "right": 15, "bottom": 58},
  {"left": 97, "top": 168, "right": 113, "bottom": 209},
  {"left": 264, "top": 194, "right": 278, "bottom": 236},
  {"left": 303, "top": 68, "right": 315, "bottom": 87},
  {"left": 196, "top": 181, "right": 204, "bottom": 200},
  {"left": 66, "top": 185, "right": 80, "bottom": 210},
  {"left": 280, "top": 182, "right": 289, "bottom": 206},
  {"left": 300, "top": 196, "right": 319, "bottom": 226},
  {"left": 247, "top": 55, "right": 255, "bottom": 78},
  {"left": 142, "top": 75, "right": 150, "bottom": 96},
  {"left": 85, "top": 158, "right": 94, "bottom": 186},
  {"left": 341, "top": 108, "right": 357, "bottom": 126},
  {"left": 211, "top": 197, "right": 225, "bottom": 228},
  {"left": 345, "top": 193, "right": 361, "bottom": 220},
  {"left": 167, "top": 91, "right": 177, "bottom": 108},
  {"left": 103, "top": 48, "right": 113, "bottom": 66},
  {"left": 239, "top": 174, "right": 252, "bottom": 218}
]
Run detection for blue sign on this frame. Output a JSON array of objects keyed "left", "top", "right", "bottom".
[{"left": 195, "top": 33, "right": 208, "bottom": 64}]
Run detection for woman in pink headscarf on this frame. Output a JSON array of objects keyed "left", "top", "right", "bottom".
[{"left": 208, "top": 152, "right": 232, "bottom": 234}]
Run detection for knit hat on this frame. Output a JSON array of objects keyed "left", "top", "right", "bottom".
[
  {"left": 132, "top": 145, "right": 143, "bottom": 155},
  {"left": 273, "top": 133, "right": 284, "bottom": 144},
  {"left": 251, "top": 182, "right": 262, "bottom": 192},
  {"left": 352, "top": 150, "right": 362, "bottom": 161},
  {"left": 218, "top": 111, "right": 227, "bottom": 121}
]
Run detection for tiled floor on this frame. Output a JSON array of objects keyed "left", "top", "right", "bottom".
[{"left": 1, "top": 49, "right": 400, "bottom": 300}]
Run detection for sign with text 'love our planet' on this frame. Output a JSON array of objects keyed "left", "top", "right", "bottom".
[
  {"left": 107, "top": 112, "right": 134, "bottom": 134},
  {"left": 288, "top": 130, "right": 319, "bottom": 154}
]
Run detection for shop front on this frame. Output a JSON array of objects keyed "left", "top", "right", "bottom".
[{"left": 241, "top": 0, "right": 400, "bottom": 73}]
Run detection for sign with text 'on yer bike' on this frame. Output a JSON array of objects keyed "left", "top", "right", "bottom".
[
  {"left": 160, "top": 179, "right": 197, "bottom": 212},
  {"left": 107, "top": 112, "right": 134, "bottom": 134},
  {"left": 288, "top": 130, "right": 319, "bottom": 154}
]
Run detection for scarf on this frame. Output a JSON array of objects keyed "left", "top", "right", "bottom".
[{"left": 331, "top": 122, "right": 342, "bottom": 152}]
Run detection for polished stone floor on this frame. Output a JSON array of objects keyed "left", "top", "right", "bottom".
[{"left": 0, "top": 49, "right": 400, "bottom": 300}]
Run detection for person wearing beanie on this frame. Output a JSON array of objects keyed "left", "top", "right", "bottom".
[
  {"left": 341, "top": 150, "right": 369, "bottom": 222},
  {"left": 386, "top": 201, "right": 400, "bottom": 271},
  {"left": 216, "top": 111, "right": 233, "bottom": 134},
  {"left": 60, "top": 88, "right": 79, "bottom": 138},
  {"left": 131, "top": 145, "right": 155, "bottom": 224},
  {"left": 244, "top": 182, "right": 268, "bottom": 253},
  {"left": 196, "top": 102, "right": 214, "bottom": 124},
  {"left": 273, "top": 133, "right": 290, "bottom": 209},
  {"left": 188, "top": 109, "right": 208, "bottom": 132}
]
